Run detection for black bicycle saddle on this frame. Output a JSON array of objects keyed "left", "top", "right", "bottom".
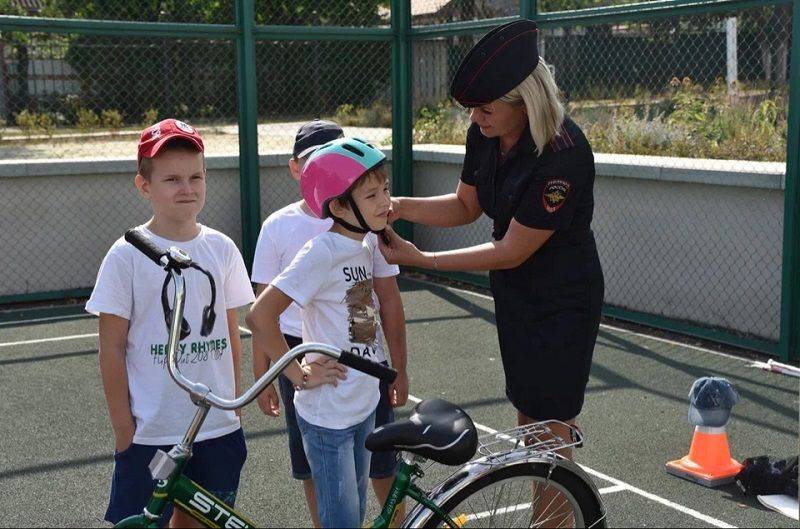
[{"left": 366, "top": 398, "right": 477, "bottom": 466}]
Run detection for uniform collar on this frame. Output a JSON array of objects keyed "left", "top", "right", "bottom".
[{"left": 495, "top": 125, "right": 535, "bottom": 162}]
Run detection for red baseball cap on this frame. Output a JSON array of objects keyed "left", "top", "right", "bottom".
[{"left": 137, "top": 118, "right": 204, "bottom": 164}]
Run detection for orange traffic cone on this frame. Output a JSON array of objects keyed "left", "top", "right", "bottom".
[{"left": 666, "top": 425, "right": 743, "bottom": 487}]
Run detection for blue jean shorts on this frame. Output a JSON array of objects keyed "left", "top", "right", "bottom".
[
  {"left": 280, "top": 334, "right": 397, "bottom": 480},
  {"left": 297, "top": 410, "right": 376, "bottom": 528},
  {"left": 105, "top": 428, "right": 247, "bottom": 525}
]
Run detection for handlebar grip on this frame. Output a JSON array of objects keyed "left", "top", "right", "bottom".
[
  {"left": 338, "top": 350, "right": 398, "bottom": 384},
  {"left": 125, "top": 228, "right": 167, "bottom": 266}
]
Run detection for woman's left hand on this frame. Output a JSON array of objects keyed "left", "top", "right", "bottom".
[{"left": 378, "top": 225, "right": 427, "bottom": 267}]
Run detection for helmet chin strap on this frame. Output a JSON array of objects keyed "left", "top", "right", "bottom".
[{"left": 330, "top": 194, "right": 386, "bottom": 238}]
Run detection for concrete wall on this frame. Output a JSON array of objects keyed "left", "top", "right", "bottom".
[
  {"left": 0, "top": 148, "right": 784, "bottom": 341},
  {"left": 411, "top": 146, "right": 785, "bottom": 342}
]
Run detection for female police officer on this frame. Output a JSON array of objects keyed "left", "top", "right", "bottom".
[{"left": 379, "top": 19, "right": 604, "bottom": 458}]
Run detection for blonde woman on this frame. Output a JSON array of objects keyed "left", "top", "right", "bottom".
[{"left": 379, "top": 20, "right": 604, "bottom": 457}]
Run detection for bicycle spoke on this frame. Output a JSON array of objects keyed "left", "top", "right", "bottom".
[
  {"left": 509, "top": 479, "right": 529, "bottom": 527},
  {"left": 444, "top": 473, "right": 582, "bottom": 528},
  {"left": 531, "top": 490, "right": 572, "bottom": 528},
  {"left": 491, "top": 480, "right": 507, "bottom": 525}
]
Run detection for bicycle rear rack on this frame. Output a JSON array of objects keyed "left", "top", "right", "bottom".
[{"left": 476, "top": 420, "right": 584, "bottom": 461}]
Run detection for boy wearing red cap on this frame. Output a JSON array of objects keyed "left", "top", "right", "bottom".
[{"left": 86, "top": 119, "right": 255, "bottom": 527}]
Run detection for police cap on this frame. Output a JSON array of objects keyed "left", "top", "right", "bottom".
[{"left": 450, "top": 20, "right": 539, "bottom": 108}]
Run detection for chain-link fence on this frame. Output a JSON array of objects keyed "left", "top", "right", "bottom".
[
  {"left": 0, "top": 31, "right": 241, "bottom": 159},
  {"left": 0, "top": 0, "right": 798, "bottom": 359},
  {"left": 407, "top": 0, "right": 797, "bottom": 358}
]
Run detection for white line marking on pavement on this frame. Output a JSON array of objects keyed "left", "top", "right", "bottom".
[
  {"left": 0, "top": 333, "right": 98, "bottom": 348},
  {"left": 460, "top": 486, "right": 625, "bottom": 524},
  {"left": 404, "top": 276, "right": 755, "bottom": 365},
  {"left": 597, "top": 484, "right": 627, "bottom": 494},
  {"left": 0, "top": 313, "right": 92, "bottom": 327},
  {"left": 407, "top": 395, "right": 736, "bottom": 528},
  {"left": 1, "top": 327, "right": 253, "bottom": 349}
]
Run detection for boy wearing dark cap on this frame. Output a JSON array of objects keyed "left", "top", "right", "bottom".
[
  {"left": 251, "top": 119, "right": 408, "bottom": 527},
  {"left": 86, "top": 119, "right": 255, "bottom": 527}
]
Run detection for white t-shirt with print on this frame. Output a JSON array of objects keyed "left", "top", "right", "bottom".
[
  {"left": 251, "top": 200, "right": 399, "bottom": 363},
  {"left": 86, "top": 225, "right": 255, "bottom": 445},
  {"left": 272, "top": 231, "right": 385, "bottom": 430}
]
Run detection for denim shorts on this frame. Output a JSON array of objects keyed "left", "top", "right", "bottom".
[
  {"left": 297, "top": 410, "right": 376, "bottom": 528},
  {"left": 105, "top": 428, "right": 247, "bottom": 525},
  {"left": 279, "top": 333, "right": 398, "bottom": 480}
]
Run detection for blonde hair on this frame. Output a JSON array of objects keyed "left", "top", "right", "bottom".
[{"left": 499, "top": 58, "right": 564, "bottom": 156}]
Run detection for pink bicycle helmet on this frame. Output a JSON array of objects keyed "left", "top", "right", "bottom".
[{"left": 301, "top": 137, "right": 386, "bottom": 228}]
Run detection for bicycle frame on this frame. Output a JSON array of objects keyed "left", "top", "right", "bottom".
[
  {"left": 114, "top": 400, "right": 255, "bottom": 528},
  {"left": 116, "top": 459, "right": 254, "bottom": 528},
  {"left": 369, "top": 456, "right": 461, "bottom": 529},
  {"left": 113, "top": 254, "right": 393, "bottom": 528}
]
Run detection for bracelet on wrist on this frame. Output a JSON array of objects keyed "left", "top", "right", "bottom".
[{"left": 294, "top": 369, "right": 309, "bottom": 391}]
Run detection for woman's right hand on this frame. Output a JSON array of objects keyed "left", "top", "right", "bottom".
[
  {"left": 302, "top": 358, "right": 348, "bottom": 390},
  {"left": 387, "top": 197, "right": 403, "bottom": 224}
]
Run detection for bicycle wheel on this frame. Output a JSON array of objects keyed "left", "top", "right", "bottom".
[{"left": 423, "top": 462, "right": 606, "bottom": 528}]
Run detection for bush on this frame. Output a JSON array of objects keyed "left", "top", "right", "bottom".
[
  {"left": 412, "top": 102, "right": 471, "bottom": 144},
  {"left": 332, "top": 102, "right": 392, "bottom": 128},
  {"left": 76, "top": 108, "right": 100, "bottom": 131},
  {"left": 15, "top": 110, "right": 55, "bottom": 136},
  {"left": 101, "top": 109, "right": 124, "bottom": 130},
  {"left": 15, "top": 110, "right": 38, "bottom": 134},
  {"left": 37, "top": 113, "right": 56, "bottom": 135},
  {"left": 198, "top": 105, "right": 217, "bottom": 119},
  {"left": 411, "top": 83, "right": 787, "bottom": 162},
  {"left": 142, "top": 108, "right": 159, "bottom": 126}
]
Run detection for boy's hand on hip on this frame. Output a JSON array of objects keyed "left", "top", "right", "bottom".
[
  {"left": 257, "top": 384, "right": 281, "bottom": 417},
  {"left": 303, "top": 358, "right": 348, "bottom": 389},
  {"left": 390, "top": 370, "right": 409, "bottom": 407}
]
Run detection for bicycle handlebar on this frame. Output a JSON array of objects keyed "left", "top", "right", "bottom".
[
  {"left": 337, "top": 349, "right": 398, "bottom": 383},
  {"left": 125, "top": 228, "right": 168, "bottom": 266},
  {"left": 126, "top": 230, "right": 398, "bottom": 412}
]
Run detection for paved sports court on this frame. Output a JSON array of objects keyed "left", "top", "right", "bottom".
[{"left": 0, "top": 276, "right": 796, "bottom": 527}]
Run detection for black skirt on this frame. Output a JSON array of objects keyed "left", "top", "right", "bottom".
[{"left": 489, "top": 241, "right": 604, "bottom": 421}]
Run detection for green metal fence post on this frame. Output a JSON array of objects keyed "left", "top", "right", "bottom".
[
  {"left": 234, "top": 0, "right": 260, "bottom": 271},
  {"left": 520, "top": 0, "right": 538, "bottom": 20},
  {"left": 780, "top": 0, "right": 800, "bottom": 361},
  {"left": 391, "top": 0, "right": 413, "bottom": 242}
]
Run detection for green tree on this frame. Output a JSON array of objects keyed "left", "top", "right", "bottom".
[
  {"left": 1, "top": 0, "right": 31, "bottom": 116},
  {"left": 54, "top": 0, "right": 387, "bottom": 122}
]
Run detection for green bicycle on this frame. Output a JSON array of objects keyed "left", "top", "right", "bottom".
[{"left": 118, "top": 228, "right": 607, "bottom": 528}]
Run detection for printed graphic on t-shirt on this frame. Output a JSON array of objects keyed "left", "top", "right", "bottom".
[
  {"left": 345, "top": 278, "right": 377, "bottom": 345},
  {"left": 149, "top": 338, "right": 228, "bottom": 368}
]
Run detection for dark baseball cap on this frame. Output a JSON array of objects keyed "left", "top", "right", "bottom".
[
  {"left": 138, "top": 119, "right": 204, "bottom": 164},
  {"left": 687, "top": 376, "right": 741, "bottom": 427},
  {"left": 450, "top": 20, "right": 540, "bottom": 108},
  {"left": 293, "top": 119, "right": 344, "bottom": 159}
]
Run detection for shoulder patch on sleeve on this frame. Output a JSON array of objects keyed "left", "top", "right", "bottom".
[{"left": 542, "top": 179, "right": 571, "bottom": 213}]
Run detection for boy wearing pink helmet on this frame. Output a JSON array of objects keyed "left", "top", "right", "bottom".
[
  {"left": 247, "top": 137, "right": 397, "bottom": 528},
  {"left": 250, "top": 122, "right": 408, "bottom": 527}
]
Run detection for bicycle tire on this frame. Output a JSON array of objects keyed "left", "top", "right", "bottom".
[{"left": 422, "top": 461, "right": 607, "bottom": 528}]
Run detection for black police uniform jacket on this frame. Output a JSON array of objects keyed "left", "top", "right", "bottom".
[{"left": 460, "top": 118, "right": 604, "bottom": 420}]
